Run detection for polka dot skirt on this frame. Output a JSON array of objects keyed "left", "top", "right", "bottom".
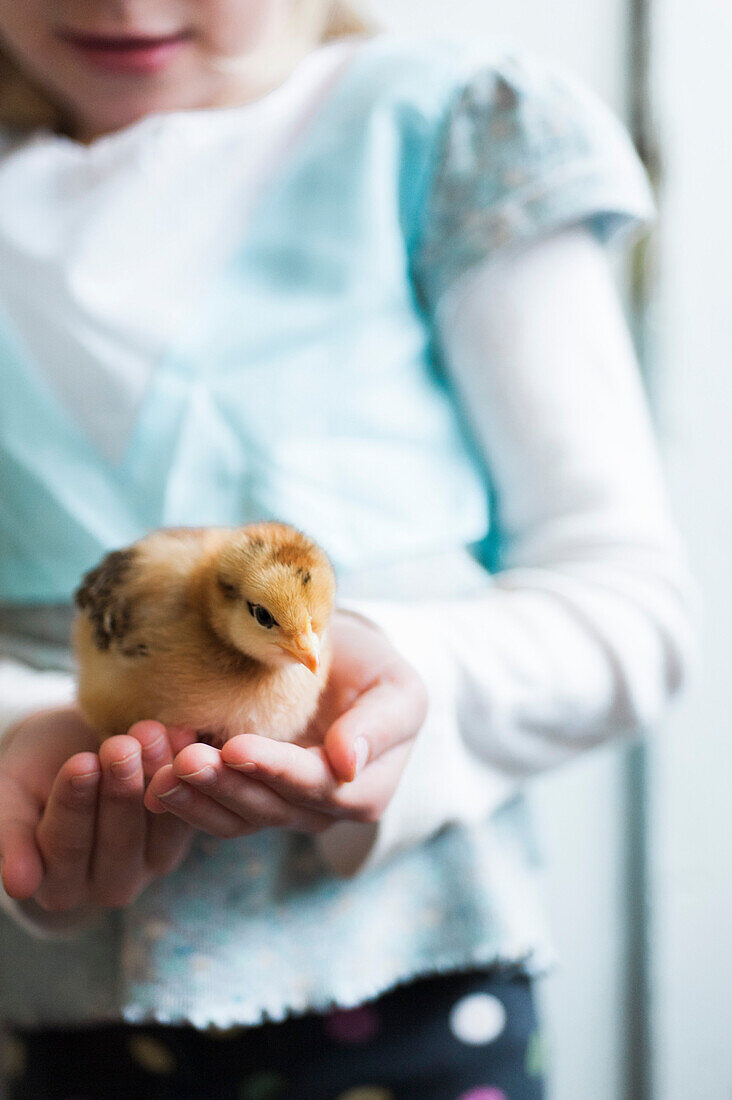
[{"left": 2, "top": 968, "right": 545, "bottom": 1099}]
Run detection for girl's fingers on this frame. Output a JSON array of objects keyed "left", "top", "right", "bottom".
[
  {"left": 144, "top": 811, "right": 195, "bottom": 878},
  {"left": 125, "top": 724, "right": 197, "bottom": 785},
  {"left": 0, "top": 775, "right": 44, "bottom": 900},
  {"left": 126, "top": 721, "right": 173, "bottom": 782},
  {"left": 222, "top": 736, "right": 340, "bottom": 808},
  {"left": 0, "top": 818, "right": 44, "bottom": 901},
  {"left": 145, "top": 765, "right": 254, "bottom": 839},
  {"left": 221, "top": 734, "right": 413, "bottom": 823},
  {"left": 329, "top": 741, "right": 414, "bottom": 821},
  {"left": 91, "top": 736, "right": 147, "bottom": 907},
  {"left": 171, "top": 745, "right": 332, "bottom": 834},
  {"left": 167, "top": 727, "right": 199, "bottom": 755},
  {"left": 323, "top": 677, "right": 426, "bottom": 783},
  {"left": 34, "top": 752, "right": 100, "bottom": 911}
]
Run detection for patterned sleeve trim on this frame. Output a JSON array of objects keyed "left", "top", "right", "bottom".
[{"left": 413, "top": 53, "right": 656, "bottom": 310}]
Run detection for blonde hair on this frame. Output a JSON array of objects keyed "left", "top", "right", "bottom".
[{"left": 0, "top": 1, "right": 375, "bottom": 132}]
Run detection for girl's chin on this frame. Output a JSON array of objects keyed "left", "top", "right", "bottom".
[{"left": 68, "top": 82, "right": 210, "bottom": 141}]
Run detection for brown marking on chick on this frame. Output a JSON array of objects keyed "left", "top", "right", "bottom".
[
  {"left": 74, "top": 548, "right": 138, "bottom": 652},
  {"left": 217, "top": 576, "right": 240, "bottom": 601}
]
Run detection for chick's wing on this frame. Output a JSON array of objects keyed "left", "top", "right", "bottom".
[{"left": 74, "top": 528, "right": 212, "bottom": 657}]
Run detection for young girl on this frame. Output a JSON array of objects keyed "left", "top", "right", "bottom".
[{"left": 0, "top": 2, "right": 693, "bottom": 1097}]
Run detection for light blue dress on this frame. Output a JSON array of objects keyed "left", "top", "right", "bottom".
[{"left": 0, "top": 34, "right": 653, "bottom": 1027}]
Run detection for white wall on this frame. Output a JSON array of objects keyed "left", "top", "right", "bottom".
[
  {"left": 651, "top": 0, "right": 732, "bottom": 1096},
  {"left": 369, "top": 3, "right": 635, "bottom": 1098}
]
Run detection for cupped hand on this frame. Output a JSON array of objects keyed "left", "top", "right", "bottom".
[
  {"left": 143, "top": 610, "right": 428, "bottom": 839},
  {"left": 0, "top": 707, "right": 193, "bottom": 913}
]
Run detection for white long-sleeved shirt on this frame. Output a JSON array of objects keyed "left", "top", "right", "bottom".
[{"left": 319, "top": 225, "right": 696, "bottom": 872}]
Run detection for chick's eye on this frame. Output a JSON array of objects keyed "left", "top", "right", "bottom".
[{"left": 247, "top": 602, "right": 277, "bottom": 629}]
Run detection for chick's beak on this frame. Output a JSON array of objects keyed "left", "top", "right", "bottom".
[{"left": 280, "top": 623, "right": 320, "bottom": 674}]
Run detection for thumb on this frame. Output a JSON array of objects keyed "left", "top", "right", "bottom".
[
  {"left": 324, "top": 678, "right": 425, "bottom": 783},
  {"left": 0, "top": 776, "right": 44, "bottom": 900},
  {"left": 0, "top": 817, "right": 43, "bottom": 900}
]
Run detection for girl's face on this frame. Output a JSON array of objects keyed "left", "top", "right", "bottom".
[{"left": 0, "top": 1, "right": 304, "bottom": 140}]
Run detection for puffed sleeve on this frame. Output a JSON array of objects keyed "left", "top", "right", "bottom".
[{"left": 412, "top": 51, "right": 655, "bottom": 310}]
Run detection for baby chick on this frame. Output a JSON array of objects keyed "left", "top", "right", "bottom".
[{"left": 72, "top": 522, "right": 336, "bottom": 747}]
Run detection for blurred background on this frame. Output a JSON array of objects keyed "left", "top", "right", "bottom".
[{"left": 369, "top": 1, "right": 730, "bottom": 1098}]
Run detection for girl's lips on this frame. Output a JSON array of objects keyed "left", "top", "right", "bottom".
[{"left": 57, "top": 29, "right": 193, "bottom": 75}]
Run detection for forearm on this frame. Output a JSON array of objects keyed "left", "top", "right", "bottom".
[
  {"left": 426, "top": 225, "right": 696, "bottom": 770},
  {"left": 346, "top": 553, "right": 692, "bottom": 778}
]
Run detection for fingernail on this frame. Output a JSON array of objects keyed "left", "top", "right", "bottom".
[
  {"left": 236, "top": 762, "right": 258, "bottom": 774},
  {"left": 158, "top": 784, "right": 188, "bottom": 804},
  {"left": 354, "top": 737, "right": 369, "bottom": 777},
  {"left": 179, "top": 766, "right": 216, "bottom": 787},
  {"left": 70, "top": 770, "right": 100, "bottom": 792},
  {"left": 110, "top": 752, "right": 140, "bottom": 780}
]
